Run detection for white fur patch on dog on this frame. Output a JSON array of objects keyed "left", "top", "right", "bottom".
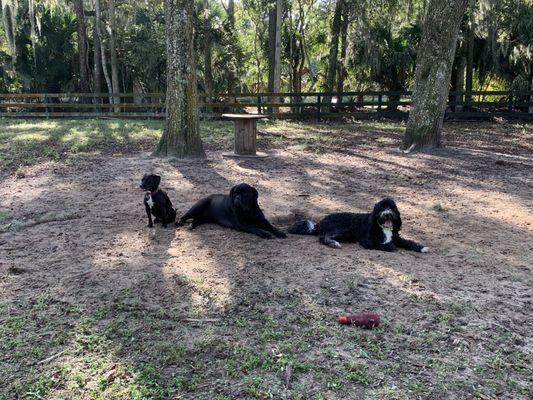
[
  {"left": 147, "top": 195, "right": 154, "bottom": 209},
  {"left": 306, "top": 220, "right": 316, "bottom": 232},
  {"left": 379, "top": 208, "right": 393, "bottom": 217},
  {"left": 382, "top": 229, "right": 393, "bottom": 244},
  {"left": 421, "top": 247, "right": 429, "bottom": 253}
]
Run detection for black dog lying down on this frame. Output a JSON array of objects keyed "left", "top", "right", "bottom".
[
  {"left": 288, "top": 198, "right": 428, "bottom": 252},
  {"left": 178, "top": 183, "right": 286, "bottom": 239},
  {"left": 139, "top": 174, "right": 176, "bottom": 228}
]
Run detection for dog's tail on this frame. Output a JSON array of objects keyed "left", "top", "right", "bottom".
[{"left": 287, "top": 219, "right": 318, "bottom": 235}]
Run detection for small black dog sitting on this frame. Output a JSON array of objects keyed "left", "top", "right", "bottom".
[
  {"left": 288, "top": 198, "right": 428, "bottom": 252},
  {"left": 139, "top": 174, "right": 176, "bottom": 228},
  {"left": 178, "top": 183, "right": 286, "bottom": 239}
]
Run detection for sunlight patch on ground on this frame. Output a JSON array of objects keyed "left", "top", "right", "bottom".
[
  {"left": 450, "top": 186, "right": 532, "bottom": 230},
  {"left": 164, "top": 233, "right": 233, "bottom": 312},
  {"left": 9, "top": 132, "right": 49, "bottom": 142},
  {"left": 370, "top": 261, "right": 445, "bottom": 303}
]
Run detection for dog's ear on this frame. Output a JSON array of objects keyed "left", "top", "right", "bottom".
[
  {"left": 391, "top": 201, "right": 402, "bottom": 231},
  {"left": 395, "top": 211, "right": 402, "bottom": 231},
  {"left": 252, "top": 186, "right": 258, "bottom": 198},
  {"left": 384, "top": 198, "right": 402, "bottom": 231},
  {"left": 229, "top": 185, "right": 237, "bottom": 199},
  {"left": 154, "top": 175, "right": 161, "bottom": 187},
  {"left": 370, "top": 200, "right": 382, "bottom": 220}
]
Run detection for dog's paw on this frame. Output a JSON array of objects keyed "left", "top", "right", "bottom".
[
  {"left": 421, "top": 246, "right": 429, "bottom": 253},
  {"left": 147, "top": 223, "right": 154, "bottom": 228},
  {"left": 329, "top": 240, "right": 342, "bottom": 249},
  {"left": 258, "top": 231, "right": 273, "bottom": 239},
  {"left": 275, "top": 231, "right": 288, "bottom": 239}
]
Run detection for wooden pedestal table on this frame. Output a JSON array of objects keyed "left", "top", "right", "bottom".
[{"left": 221, "top": 114, "right": 268, "bottom": 158}]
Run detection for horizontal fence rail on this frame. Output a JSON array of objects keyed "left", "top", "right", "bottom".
[{"left": 0, "top": 90, "right": 531, "bottom": 120}]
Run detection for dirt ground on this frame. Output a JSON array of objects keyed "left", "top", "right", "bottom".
[{"left": 1, "top": 120, "right": 532, "bottom": 399}]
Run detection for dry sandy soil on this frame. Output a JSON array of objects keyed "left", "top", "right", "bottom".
[{"left": 0, "top": 120, "right": 532, "bottom": 399}]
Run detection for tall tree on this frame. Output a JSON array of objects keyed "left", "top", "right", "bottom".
[
  {"left": 273, "top": 0, "right": 282, "bottom": 94},
  {"left": 202, "top": 0, "right": 213, "bottom": 97},
  {"left": 267, "top": 0, "right": 276, "bottom": 93},
  {"left": 324, "top": 0, "right": 343, "bottom": 105},
  {"left": 155, "top": 0, "right": 205, "bottom": 158},
  {"left": 402, "top": 0, "right": 469, "bottom": 151},
  {"left": 108, "top": 0, "right": 120, "bottom": 109},
  {"left": 72, "top": 0, "right": 90, "bottom": 94},
  {"left": 93, "top": 11, "right": 102, "bottom": 96},
  {"left": 267, "top": 0, "right": 282, "bottom": 91},
  {"left": 337, "top": 3, "right": 349, "bottom": 95},
  {"left": 267, "top": 0, "right": 282, "bottom": 112},
  {"left": 465, "top": 0, "right": 475, "bottom": 107},
  {"left": 94, "top": 0, "right": 114, "bottom": 105},
  {"left": 225, "top": 0, "right": 238, "bottom": 93}
]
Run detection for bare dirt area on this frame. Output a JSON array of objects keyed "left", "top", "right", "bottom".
[{"left": 0, "top": 120, "right": 532, "bottom": 399}]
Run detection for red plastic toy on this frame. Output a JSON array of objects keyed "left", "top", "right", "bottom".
[{"left": 338, "top": 312, "right": 380, "bottom": 329}]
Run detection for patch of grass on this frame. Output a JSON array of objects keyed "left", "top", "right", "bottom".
[
  {"left": 345, "top": 360, "right": 370, "bottom": 385},
  {"left": 0, "top": 119, "right": 235, "bottom": 172},
  {"left": 0, "top": 118, "right": 408, "bottom": 173},
  {"left": 0, "top": 210, "right": 9, "bottom": 222}
]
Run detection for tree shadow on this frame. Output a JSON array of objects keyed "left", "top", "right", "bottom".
[{"left": 1, "top": 121, "right": 531, "bottom": 399}]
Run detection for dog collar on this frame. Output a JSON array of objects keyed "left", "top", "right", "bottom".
[{"left": 145, "top": 187, "right": 161, "bottom": 196}]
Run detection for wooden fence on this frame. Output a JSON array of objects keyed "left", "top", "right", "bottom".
[{"left": 0, "top": 90, "right": 531, "bottom": 120}]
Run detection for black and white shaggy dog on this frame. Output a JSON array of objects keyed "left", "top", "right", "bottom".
[
  {"left": 139, "top": 174, "right": 177, "bottom": 228},
  {"left": 178, "top": 183, "right": 287, "bottom": 239},
  {"left": 288, "top": 198, "right": 428, "bottom": 252}
]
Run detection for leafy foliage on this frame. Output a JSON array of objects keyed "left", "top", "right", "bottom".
[{"left": 0, "top": 0, "right": 531, "bottom": 94}]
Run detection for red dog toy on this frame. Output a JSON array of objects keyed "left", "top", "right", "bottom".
[{"left": 338, "top": 312, "right": 380, "bottom": 329}]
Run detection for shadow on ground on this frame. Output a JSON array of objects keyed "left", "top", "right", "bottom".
[{"left": 0, "top": 120, "right": 532, "bottom": 399}]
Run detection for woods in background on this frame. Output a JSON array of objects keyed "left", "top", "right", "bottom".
[{"left": 0, "top": 0, "right": 531, "bottom": 98}]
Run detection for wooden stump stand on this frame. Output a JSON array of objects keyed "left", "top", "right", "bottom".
[{"left": 221, "top": 114, "right": 268, "bottom": 158}]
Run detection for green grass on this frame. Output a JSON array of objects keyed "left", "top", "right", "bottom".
[
  {"left": 0, "top": 117, "right": 414, "bottom": 173},
  {"left": 0, "top": 118, "right": 235, "bottom": 172}
]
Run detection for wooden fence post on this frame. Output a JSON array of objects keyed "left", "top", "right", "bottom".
[
  {"left": 316, "top": 94, "right": 321, "bottom": 122},
  {"left": 44, "top": 94, "right": 49, "bottom": 119}
]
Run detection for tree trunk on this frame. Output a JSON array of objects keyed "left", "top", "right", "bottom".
[
  {"left": 93, "top": 13, "right": 102, "bottom": 97},
  {"left": 465, "top": 9, "right": 474, "bottom": 108},
  {"left": 72, "top": 0, "right": 90, "bottom": 95},
  {"left": 94, "top": 0, "right": 113, "bottom": 105},
  {"left": 203, "top": 0, "right": 213, "bottom": 98},
  {"left": 527, "top": 72, "right": 533, "bottom": 114},
  {"left": 267, "top": 0, "right": 282, "bottom": 113},
  {"left": 267, "top": 2, "right": 276, "bottom": 94},
  {"left": 325, "top": 0, "right": 343, "bottom": 106},
  {"left": 226, "top": 0, "right": 238, "bottom": 94},
  {"left": 403, "top": 0, "right": 468, "bottom": 151},
  {"left": 273, "top": 0, "right": 282, "bottom": 105},
  {"left": 337, "top": 10, "right": 349, "bottom": 101},
  {"left": 108, "top": 0, "right": 120, "bottom": 110},
  {"left": 455, "top": 51, "right": 466, "bottom": 112},
  {"left": 155, "top": 0, "right": 205, "bottom": 158}
]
